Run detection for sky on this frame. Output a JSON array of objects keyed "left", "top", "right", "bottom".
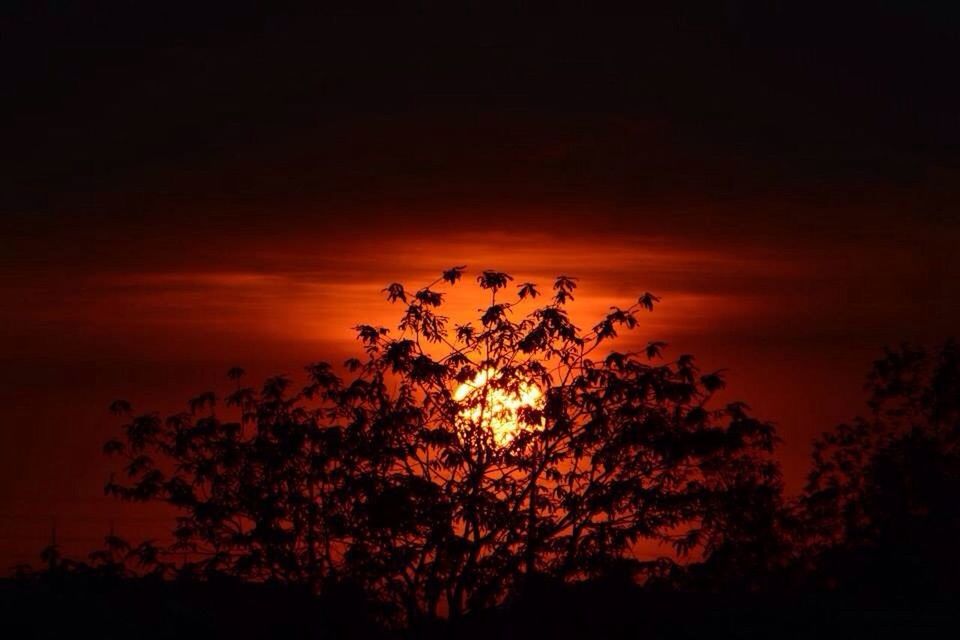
[{"left": 2, "top": 4, "right": 960, "bottom": 567}]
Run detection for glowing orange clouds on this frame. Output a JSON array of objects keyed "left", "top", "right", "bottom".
[{"left": 54, "top": 232, "right": 797, "bottom": 362}]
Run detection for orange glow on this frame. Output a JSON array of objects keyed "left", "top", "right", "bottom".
[{"left": 0, "top": 223, "right": 933, "bottom": 568}]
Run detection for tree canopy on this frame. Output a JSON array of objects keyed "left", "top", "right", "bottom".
[
  {"left": 802, "top": 341, "right": 960, "bottom": 593},
  {"left": 101, "top": 267, "right": 782, "bottom": 624}
]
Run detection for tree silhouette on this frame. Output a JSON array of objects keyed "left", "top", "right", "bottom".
[
  {"left": 103, "top": 267, "right": 781, "bottom": 625},
  {"left": 802, "top": 340, "right": 960, "bottom": 593}
]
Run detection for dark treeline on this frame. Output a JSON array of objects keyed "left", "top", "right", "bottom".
[{"left": 7, "top": 269, "right": 960, "bottom": 638}]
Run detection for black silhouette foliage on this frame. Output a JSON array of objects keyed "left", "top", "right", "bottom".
[
  {"left": 102, "top": 267, "right": 782, "bottom": 624},
  {"left": 802, "top": 341, "right": 960, "bottom": 593}
]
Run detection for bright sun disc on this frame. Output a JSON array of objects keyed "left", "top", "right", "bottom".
[{"left": 453, "top": 369, "right": 543, "bottom": 447}]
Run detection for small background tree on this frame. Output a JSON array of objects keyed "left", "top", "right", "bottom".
[{"left": 802, "top": 341, "right": 960, "bottom": 593}]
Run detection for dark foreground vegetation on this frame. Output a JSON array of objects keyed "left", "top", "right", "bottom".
[
  {"left": 5, "top": 270, "right": 960, "bottom": 637},
  {"left": 3, "top": 571, "right": 957, "bottom": 639}
]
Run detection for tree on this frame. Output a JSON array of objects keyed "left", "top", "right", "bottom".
[
  {"left": 801, "top": 341, "right": 960, "bottom": 593},
  {"left": 104, "top": 267, "right": 781, "bottom": 625}
]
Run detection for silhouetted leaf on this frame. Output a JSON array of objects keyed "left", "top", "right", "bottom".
[
  {"left": 638, "top": 292, "right": 661, "bottom": 311},
  {"left": 382, "top": 282, "right": 407, "bottom": 303},
  {"left": 518, "top": 282, "right": 540, "bottom": 299},
  {"left": 442, "top": 265, "right": 467, "bottom": 284},
  {"left": 477, "top": 270, "right": 513, "bottom": 291},
  {"left": 109, "top": 399, "right": 132, "bottom": 416}
]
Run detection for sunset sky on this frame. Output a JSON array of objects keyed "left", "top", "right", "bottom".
[{"left": 2, "top": 5, "right": 960, "bottom": 567}]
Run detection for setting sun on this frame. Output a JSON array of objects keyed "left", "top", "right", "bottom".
[{"left": 453, "top": 368, "right": 543, "bottom": 447}]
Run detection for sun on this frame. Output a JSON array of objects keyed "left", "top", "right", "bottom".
[{"left": 453, "top": 368, "right": 543, "bottom": 447}]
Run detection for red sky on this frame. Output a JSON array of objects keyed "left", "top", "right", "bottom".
[
  {"left": 2, "top": 5, "right": 960, "bottom": 568},
  {"left": 3, "top": 206, "right": 957, "bottom": 567}
]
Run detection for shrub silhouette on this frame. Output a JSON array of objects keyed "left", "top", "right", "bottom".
[
  {"left": 802, "top": 340, "right": 960, "bottom": 593},
  {"left": 103, "top": 267, "right": 782, "bottom": 625}
]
